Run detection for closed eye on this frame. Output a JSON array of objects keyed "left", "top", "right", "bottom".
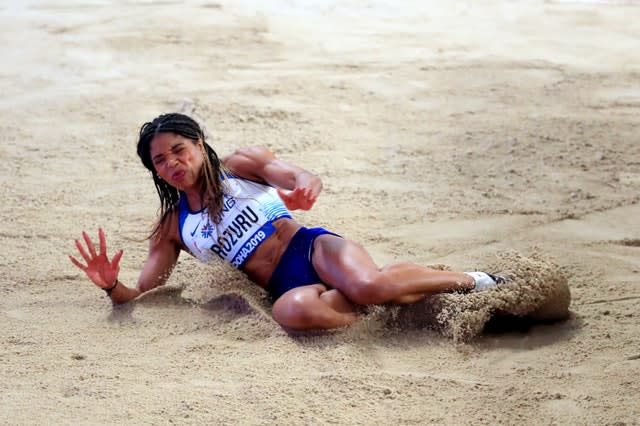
[{"left": 152, "top": 142, "right": 186, "bottom": 166}]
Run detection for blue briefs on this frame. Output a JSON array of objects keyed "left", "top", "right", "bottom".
[{"left": 267, "top": 227, "right": 340, "bottom": 301}]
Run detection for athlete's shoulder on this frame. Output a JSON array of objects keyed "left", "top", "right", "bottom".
[{"left": 151, "top": 209, "right": 183, "bottom": 251}]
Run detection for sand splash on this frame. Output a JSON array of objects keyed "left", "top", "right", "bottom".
[
  {"left": 388, "top": 251, "right": 572, "bottom": 341},
  {"left": 172, "top": 251, "right": 570, "bottom": 342}
]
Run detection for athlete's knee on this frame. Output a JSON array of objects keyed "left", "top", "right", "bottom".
[
  {"left": 272, "top": 298, "right": 311, "bottom": 330},
  {"left": 272, "top": 288, "right": 324, "bottom": 330},
  {"left": 346, "top": 273, "right": 394, "bottom": 305}
]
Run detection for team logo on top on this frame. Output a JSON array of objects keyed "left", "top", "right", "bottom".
[{"left": 200, "top": 222, "right": 213, "bottom": 239}]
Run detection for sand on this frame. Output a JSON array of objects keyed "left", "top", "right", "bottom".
[{"left": 1, "top": 0, "right": 639, "bottom": 424}]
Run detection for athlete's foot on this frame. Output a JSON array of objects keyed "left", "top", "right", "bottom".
[{"left": 465, "top": 271, "right": 507, "bottom": 292}]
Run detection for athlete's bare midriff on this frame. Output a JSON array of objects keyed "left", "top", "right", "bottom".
[
  {"left": 170, "top": 211, "right": 300, "bottom": 289},
  {"left": 240, "top": 218, "right": 301, "bottom": 288}
]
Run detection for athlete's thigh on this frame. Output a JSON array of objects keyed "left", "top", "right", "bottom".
[{"left": 312, "top": 234, "right": 380, "bottom": 293}]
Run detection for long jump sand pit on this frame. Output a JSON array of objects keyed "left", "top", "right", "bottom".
[
  {"left": 385, "top": 253, "right": 571, "bottom": 341},
  {"left": 2, "top": 1, "right": 639, "bottom": 424}
]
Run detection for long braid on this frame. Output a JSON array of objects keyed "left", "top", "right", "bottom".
[{"left": 137, "top": 113, "right": 225, "bottom": 239}]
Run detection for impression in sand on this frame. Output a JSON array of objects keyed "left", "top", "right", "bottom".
[{"left": 70, "top": 113, "right": 570, "bottom": 335}]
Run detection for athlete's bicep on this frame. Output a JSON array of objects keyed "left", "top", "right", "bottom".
[
  {"left": 225, "top": 146, "right": 311, "bottom": 191},
  {"left": 223, "top": 146, "right": 275, "bottom": 182}
]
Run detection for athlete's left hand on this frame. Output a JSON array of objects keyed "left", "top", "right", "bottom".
[
  {"left": 278, "top": 187, "right": 318, "bottom": 210},
  {"left": 277, "top": 171, "right": 321, "bottom": 210}
]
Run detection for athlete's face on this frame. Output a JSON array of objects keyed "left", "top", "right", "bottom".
[{"left": 150, "top": 132, "right": 204, "bottom": 191}]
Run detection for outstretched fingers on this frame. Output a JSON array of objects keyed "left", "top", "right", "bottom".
[
  {"left": 82, "top": 231, "right": 98, "bottom": 257},
  {"left": 69, "top": 254, "right": 87, "bottom": 272},
  {"left": 75, "top": 238, "right": 92, "bottom": 263},
  {"left": 70, "top": 229, "right": 125, "bottom": 290},
  {"left": 71, "top": 229, "right": 120, "bottom": 270},
  {"left": 111, "top": 249, "right": 124, "bottom": 269},
  {"left": 98, "top": 227, "right": 107, "bottom": 256}
]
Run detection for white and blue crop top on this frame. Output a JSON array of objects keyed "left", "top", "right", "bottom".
[{"left": 178, "top": 176, "right": 292, "bottom": 268}]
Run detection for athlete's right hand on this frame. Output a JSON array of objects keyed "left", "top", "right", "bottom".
[{"left": 69, "top": 228, "right": 123, "bottom": 290}]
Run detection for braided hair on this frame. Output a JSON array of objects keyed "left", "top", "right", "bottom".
[{"left": 137, "top": 113, "right": 226, "bottom": 239}]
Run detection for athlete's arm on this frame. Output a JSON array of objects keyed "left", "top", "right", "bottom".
[
  {"left": 70, "top": 219, "right": 181, "bottom": 305},
  {"left": 223, "top": 146, "right": 322, "bottom": 210},
  {"left": 114, "top": 214, "right": 181, "bottom": 304}
]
